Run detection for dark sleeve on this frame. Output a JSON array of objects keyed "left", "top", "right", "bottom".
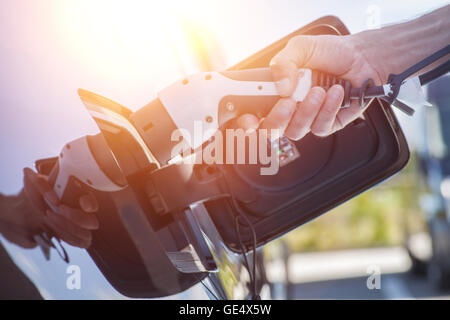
[
  {"left": 0, "top": 193, "right": 43, "bottom": 299},
  {"left": 0, "top": 242, "right": 43, "bottom": 300}
]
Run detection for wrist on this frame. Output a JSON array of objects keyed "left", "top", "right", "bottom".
[
  {"left": 350, "top": 30, "right": 392, "bottom": 84},
  {"left": 352, "top": 5, "right": 450, "bottom": 84}
]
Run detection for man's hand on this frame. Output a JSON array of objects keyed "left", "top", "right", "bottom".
[
  {"left": 235, "top": 4, "right": 450, "bottom": 140},
  {"left": 0, "top": 168, "right": 99, "bottom": 249},
  {"left": 236, "top": 34, "right": 383, "bottom": 140}
]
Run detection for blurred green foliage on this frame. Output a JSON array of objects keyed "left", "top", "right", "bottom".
[{"left": 266, "top": 155, "right": 428, "bottom": 255}]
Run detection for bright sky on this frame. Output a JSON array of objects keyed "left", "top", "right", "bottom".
[{"left": 0, "top": 0, "right": 448, "bottom": 299}]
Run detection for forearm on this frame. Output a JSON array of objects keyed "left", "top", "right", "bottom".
[{"left": 353, "top": 4, "right": 450, "bottom": 82}]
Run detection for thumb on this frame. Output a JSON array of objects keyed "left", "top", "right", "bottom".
[
  {"left": 270, "top": 36, "right": 317, "bottom": 97},
  {"left": 269, "top": 59, "right": 298, "bottom": 97}
]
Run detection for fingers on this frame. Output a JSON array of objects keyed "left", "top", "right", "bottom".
[
  {"left": 49, "top": 193, "right": 99, "bottom": 248},
  {"left": 24, "top": 167, "right": 60, "bottom": 212},
  {"left": 334, "top": 99, "right": 367, "bottom": 132},
  {"left": 232, "top": 87, "right": 345, "bottom": 141},
  {"left": 44, "top": 195, "right": 99, "bottom": 249},
  {"left": 285, "top": 84, "right": 358, "bottom": 139},
  {"left": 59, "top": 205, "right": 99, "bottom": 230},
  {"left": 310, "top": 85, "right": 345, "bottom": 136},
  {"left": 45, "top": 210, "right": 92, "bottom": 248},
  {"left": 231, "top": 99, "right": 297, "bottom": 140},
  {"left": 285, "top": 87, "right": 326, "bottom": 140},
  {"left": 232, "top": 88, "right": 358, "bottom": 142},
  {"left": 22, "top": 168, "right": 100, "bottom": 249},
  {"left": 259, "top": 98, "right": 297, "bottom": 139}
]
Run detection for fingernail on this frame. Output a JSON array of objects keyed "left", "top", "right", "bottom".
[
  {"left": 85, "top": 202, "right": 94, "bottom": 212},
  {"left": 80, "top": 197, "right": 94, "bottom": 212},
  {"left": 275, "top": 78, "right": 291, "bottom": 96},
  {"left": 330, "top": 84, "right": 344, "bottom": 99}
]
